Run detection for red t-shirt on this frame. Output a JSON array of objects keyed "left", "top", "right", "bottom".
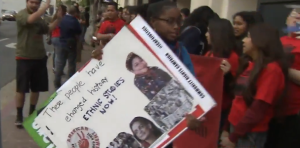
[
  {"left": 205, "top": 51, "right": 239, "bottom": 110},
  {"left": 98, "top": 18, "right": 125, "bottom": 34},
  {"left": 228, "top": 62, "right": 285, "bottom": 132},
  {"left": 281, "top": 36, "right": 300, "bottom": 115},
  {"left": 52, "top": 27, "right": 60, "bottom": 38}
]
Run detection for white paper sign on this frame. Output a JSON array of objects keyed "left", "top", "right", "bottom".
[{"left": 34, "top": 16, "right": 216, "bottom": 148}]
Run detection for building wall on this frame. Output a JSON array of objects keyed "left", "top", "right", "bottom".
[
  {"left": 177, "top": 0, "right": 190, "bottom": 9},
  {"left": 181, "top": 0, "right": 257, "bottom": 20}
]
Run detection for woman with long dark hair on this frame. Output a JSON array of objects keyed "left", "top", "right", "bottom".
[
  {"left": 233, "top": 11, "right": 264, "bottom": 55},
  {"left": 220, "top": 23, "right": 288, "bottom": 148},
  {"left": 51, "top": 5, "right": 67, "bottom": 73},
  {"left": 205, "top": 18, "right": 239, "bottom": 130},
  {"left": 129, "top": 117, "right": 163, "bottom": 148},
  {"left": 180, "top": 6, "right": 219, "bottom": 55}
]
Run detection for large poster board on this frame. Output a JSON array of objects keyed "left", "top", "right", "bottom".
[{"left": 33, "top": 16, "right": 216, "bottom": 148}]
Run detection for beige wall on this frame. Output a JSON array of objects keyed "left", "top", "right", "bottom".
[
  {"left": 225, "top": 0, "right": 258, "bottom": 19},
  {"left": 177, "top": 0, "right": 190, "bottom": 9}
]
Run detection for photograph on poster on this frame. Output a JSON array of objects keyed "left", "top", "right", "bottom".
[
  {"left": 126, "top": 52, "right": 194, "bottom": 130},
  {"left": 144, "top": 79, "right": 193, "bottom": 130},
  {"left": 129, "top": 116, "right": 164, "bottom": 148},
  {"left": 105, "top": 132, "right": 142, "bottom": 148}
]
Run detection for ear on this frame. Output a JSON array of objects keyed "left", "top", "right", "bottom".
[{"left": 150, "top": 17, "right": 156, "bottom": 28}]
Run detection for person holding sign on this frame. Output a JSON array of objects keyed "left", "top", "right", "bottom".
[
  {"left": 15, "top": 0, "right": 62, "bottom": 127},
  {"left": 92, "top": 1, "right": 203, "bottom": 148},
  {"left": 220, "top": 23, "right": 288, "bottom": 148},
  {"left": 204, "top": 18, "right": 239, "bottom": 129}
]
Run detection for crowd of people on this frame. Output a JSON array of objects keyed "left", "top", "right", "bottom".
[
  {"left": 91, "top": 1, "right": 300, "bottom": 148},
  {"left": 15, "top": 0, "right": 300, "bottom": 148}
]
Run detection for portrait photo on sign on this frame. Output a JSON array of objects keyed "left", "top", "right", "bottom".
[
  {"left": 126, "top": 52, "right": 194, "bottom": 130},
  {"left": 129, "top": 116, "right": 165, "bottom": 148},
  {"left": 106, "top": 132, "right": 143, "bottom": 148}
]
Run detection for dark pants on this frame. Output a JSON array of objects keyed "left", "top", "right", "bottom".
[
  {"left": 54, "top": 44, "right": 77, "bottom": 89},
  {"left": 265, "top": 114, "right": 300, "bottom": 148},
  {"left": 16, "top": 57, "right": 48, "bottom": 93}
]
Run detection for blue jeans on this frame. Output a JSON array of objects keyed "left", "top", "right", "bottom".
[
  {"left": 80, "top": 26, "right": 87, "bottom": 42},
  {"left": 51, "top": 37, "right": 60, "bottom": 68},
  {"left": 54, "top": 44, "right": 77, "bottom": 89},
  {"left": 230, "top": 125, "right": 267, "bottom": 148}
]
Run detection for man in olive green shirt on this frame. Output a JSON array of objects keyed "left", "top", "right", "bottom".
[{"left": 15, "top": 0, "right": 61, "bottom": 128}]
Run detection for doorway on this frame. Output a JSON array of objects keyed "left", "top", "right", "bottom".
[{"left": 259, "top": 1, "right": 300, "bottom": 36}]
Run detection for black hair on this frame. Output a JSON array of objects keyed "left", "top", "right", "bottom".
[
  {"left": 249, "top": 11, "right": 264, "bottom": 24},
  {"left": 147, "top": 1, "right": 177, "bottom": 22},
  {"left": 107, "top": 2, "right": 118, "bottom": 10},
  {"left": 236, "top": 23, "right": 288, "bottom": 116},
  {"left": 51, "top": 4, "right": 67, "bottom": 23},
  {"left": 125, "top": 6, "right": 139, "bottom": 15},
  {"left": 118, "top": 7, "right": 124, "bottom": 11},
  {"left": 233, "top": 11, "right": 255, "bottom": 34},
  {"left": 182, "top": 6, "right": 217, "bottom": 31},
  {"left": 207, "top": 18, "right": 236, "bottom": 58},
  {"left": 136, "top": 3, "right": 149, "bottom": 20},
  {"left": 126, "top": 53, "right": 142, "bottom": 71},
  {"left": 207, "top": 18, "right": 236, "bottom": 95},
  {"left": 233, "top": 11, "right": 264, "bottom": 55},
  {"left": 180, "top": 8, "right": 190, "bottom": 17},
  {"left": 129, "top": 117, "right": 163, "bottom": 142}
]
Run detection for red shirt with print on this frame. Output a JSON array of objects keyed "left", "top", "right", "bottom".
[
  {"left": 98, "top": 18, "right": 125, "bottom": 34},
  {"left": 281, "top": 36, "right": 300, "bottom": 115},
  {"left": 205, "top": 51, "right": 239, "bottom": 110},
  {"left": 228, "top": 62, "right": 285, "bottom": 132}
]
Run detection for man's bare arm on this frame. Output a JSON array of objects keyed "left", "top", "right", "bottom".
[
  {"left": 97, "top": 33, "right": 113, "bottom": 40},
  {"left": 289, "top": 68, "right": 300, "bottom": 85},
  {"left": 27, "top": 2, "right": 50, "bottom": 24}
]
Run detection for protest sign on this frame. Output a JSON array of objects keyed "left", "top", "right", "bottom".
[
  {"left": 173, "top": 55, "right": 224, "bottom": 148},
  {"left": 23, "top": 93, "right": 58, "bottom": 148},
  {"left": 33, "top": 15, "right": 216, "bottom": 148}
]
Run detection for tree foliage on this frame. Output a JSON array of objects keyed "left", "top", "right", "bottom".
[
  {"left": 79, "top": 0, "right": 90, "bottom": 7},
  {"left": 64, "top": 0, "right": 74, "bottom": 6}
]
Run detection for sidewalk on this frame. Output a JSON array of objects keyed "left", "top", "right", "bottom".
[{"left": 0, "top": 45, "right": 94, "bottom": 148}]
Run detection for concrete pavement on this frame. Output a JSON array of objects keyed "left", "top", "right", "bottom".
[
  {"left": 0, "top": 21, "right": 17, "bottom": 87},
  {"left": 0, "top": 31, "right": 94, "bottom": 148},
  {"left": 0, "top": 21, "right": 53, "bottom": 88}
]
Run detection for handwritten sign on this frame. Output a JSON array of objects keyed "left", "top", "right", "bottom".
[{"left": 33, "top": 15, "right": 216, "bottom": 148}]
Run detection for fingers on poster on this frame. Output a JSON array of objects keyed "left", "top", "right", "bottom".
[{"left": 67, "top": 127, "right": 100, "bottom": 148}]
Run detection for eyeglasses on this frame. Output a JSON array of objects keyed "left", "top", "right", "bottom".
[{"left": 156, "top": 17, "right": 182, "bottom": 26}]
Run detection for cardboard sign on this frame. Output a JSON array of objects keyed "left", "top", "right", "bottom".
[{"left": 31, "top": 16, "right": 216, "bottom": 148}]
